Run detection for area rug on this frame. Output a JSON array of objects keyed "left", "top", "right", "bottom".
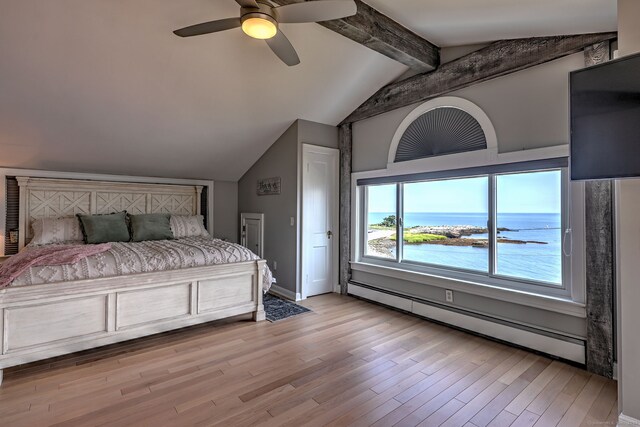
[{"left": 264, "top": 293, "right": 311, "bottom": 322}]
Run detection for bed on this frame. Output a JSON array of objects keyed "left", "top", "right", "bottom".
[{"left": 0, "top": 177, "right": 269, "bottom": 385}]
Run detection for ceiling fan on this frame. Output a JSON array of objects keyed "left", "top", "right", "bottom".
[{"left": 173, "top": 0, "right": 357, "bottom": 66}]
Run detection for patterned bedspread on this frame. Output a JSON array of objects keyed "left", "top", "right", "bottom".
[{"left": 10, "top": 237, "right": 273, "bottom": 292}]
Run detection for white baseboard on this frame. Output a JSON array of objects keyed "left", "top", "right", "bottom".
[
  {"left": 349, "top": 283, "right": 585, "bottom": 364},
  {"left": 269, "top": 284, "right": 301, "bottom": 301},
  {"left": 619, "top": 414, "right": 640, "bottom": 426}
]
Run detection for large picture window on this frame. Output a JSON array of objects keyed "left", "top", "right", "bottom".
[{"left": 361, "top": 165, "right": 567, "bottom": 292}]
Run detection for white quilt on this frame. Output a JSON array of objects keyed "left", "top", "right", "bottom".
[{"left": 11, "top": 237, "right": 273, "bottom": 292}]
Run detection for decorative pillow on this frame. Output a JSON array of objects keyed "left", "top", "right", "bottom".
[
  {"left": 170, "top": 215, "right": 209, "bottom": 238},
  {"left": 129, "top": 213, "right": 174, "bottom": 242},
  {"left": 77, "top": 211, "right": 130, "bottom": 244},
  {"left": 31, "top": 217, "right": 83, "bottom": 245}
]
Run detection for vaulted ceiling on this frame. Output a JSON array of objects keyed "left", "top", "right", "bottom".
[
  {"left": 0, "top": 0, "right": 617, "bottom": 181},
  {"left": 365, "top": 0, "right": 617, "bottom": 47}
]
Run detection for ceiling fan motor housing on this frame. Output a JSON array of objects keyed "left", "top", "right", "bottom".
[{"left": 241, "top": 3, "right": 278, "bottom": 26}]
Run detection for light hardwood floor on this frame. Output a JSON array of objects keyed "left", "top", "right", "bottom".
[{"left": 0, "top": 293, "right": 617, "bottom": 426}]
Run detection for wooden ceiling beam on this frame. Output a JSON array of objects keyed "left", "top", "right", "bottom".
[
  {"left": 341, "top": 32, "right": 618, "bottom": 124},
  {"left": 270, "top": 0, "right": 440, "bottom": 72}
]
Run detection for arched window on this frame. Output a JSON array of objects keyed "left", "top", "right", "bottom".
[
  {"left": 394, "top": 107, "right": 487, "bottom": 162},
  {"left": 388, "top": 96, "right": 497, "bottom": 166}
]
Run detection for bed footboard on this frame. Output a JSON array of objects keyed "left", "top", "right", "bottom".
[{"left": 0, "top": 260, "right": 266, "bottom": 378}]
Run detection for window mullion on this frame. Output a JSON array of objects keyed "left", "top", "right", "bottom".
[
  {"left": 362, "top": 187, "right": 369, "bottom": 261},
  {"left": 489, "top": 175, "right": 497, "bottom": 276},
  {"left": 561, "top": 168, "right": 570, "bottom": 291},
  {"left": 397, "top": 183, "right": 403, "bottom": 263}
]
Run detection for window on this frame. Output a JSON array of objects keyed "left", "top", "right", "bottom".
[
  {"left": 365, "top": 184, "right": 397, "bottom": 260},
  {"left": 496, "top": 170, "right": 562, "bottom": 285},
  {"left": 360, "top": 165, "right": 568, "bottom": 294},
  {"left": 403, "top": 177, "right": 488, "bottom": 272}
]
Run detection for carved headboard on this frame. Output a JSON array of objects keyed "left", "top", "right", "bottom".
[{"left": 17, "top": 177, "right": 203, "bottom": 249}]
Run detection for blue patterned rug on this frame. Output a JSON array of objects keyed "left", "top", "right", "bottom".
[{"left": 264, "top": 293, "right": 311, "bottom": 322}]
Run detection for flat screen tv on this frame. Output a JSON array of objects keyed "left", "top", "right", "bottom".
[{"left": 570, "top": 51, "right": 640, "bottom": 180}]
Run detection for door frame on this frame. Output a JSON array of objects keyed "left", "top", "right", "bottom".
[
  {"left": 301, "top": 144, "right": 340, "bottom": 299},
  {"left": 240, "top": 212, "right": 264, "bottom": 258}
]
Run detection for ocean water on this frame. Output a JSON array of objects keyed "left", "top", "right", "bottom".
[{"left": 367, "top": 212, "right": 562, "bottom": 284}]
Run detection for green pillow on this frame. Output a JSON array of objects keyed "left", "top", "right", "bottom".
[
  {"left": 77, "top": 211, "right": 130, "bottom": 244},
  {"left": 129, "top": 213, "right": 174, "bottom": 242}
]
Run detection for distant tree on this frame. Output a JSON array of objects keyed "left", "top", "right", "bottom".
[{"left": 378, "top": 215, "right": 396, "bottom": 227}]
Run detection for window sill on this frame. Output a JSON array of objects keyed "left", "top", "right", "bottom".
[{"left": 350, "top": 261, "right": 586, "bottom": 318}]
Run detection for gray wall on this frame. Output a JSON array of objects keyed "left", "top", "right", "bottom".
[
  {"left": 237, "top": 119, "right": 338, "bottom": 296},
  {"left": 351, "top": 271, "right": 585, "bottom": 338},
  {"left": 213, "top": 181, "right": 238, "bottom": 243},
  {"left": 238, "top": 121, "right": 299, "bottom": 294},
  {"left": 617, "top": 0, "right": 640, "bottom": 420},
  {"left": 350, "top": 52, "right": 588, "bottom": 340},
  {"left": 353, "top": 52, "right": 584, "bottom": 172},
  {"left": 298, "top": 119, "right": 340, "bottom": 149}
]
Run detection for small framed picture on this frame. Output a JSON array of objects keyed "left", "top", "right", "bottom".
[{"left": 257, "top": 177, "right": 281, "bottom": 196}]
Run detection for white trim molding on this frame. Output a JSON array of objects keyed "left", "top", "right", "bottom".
[
  {"left": 349, "top": 283, "right": 585, "bottom": 364},
  {"left": 619, "top": 414, "right": 640, "bottom": 426},
  {"left": 269, "top": 284, "right": 302, "bottom": 302}
]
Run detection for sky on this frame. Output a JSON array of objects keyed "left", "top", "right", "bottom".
[{"left": 368, "top": 170, "right": 561, "bottom": 214}]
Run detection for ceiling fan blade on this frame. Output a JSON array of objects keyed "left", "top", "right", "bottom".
[
  {"left": 235, "top": 0, "right": 259, "bottom": 7},
  {"left": 174, "top": 17, "right": 241, "bottom": 37},
  {"left": 275, "top": 0, "right": 357, "bottom": 24},
  {"left": 266, "top": 31, "right": 300, "bottom": 66}
]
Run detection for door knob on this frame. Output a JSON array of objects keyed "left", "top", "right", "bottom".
[{"left": 327, "top": 230, "right": 333, "bottom": 239}]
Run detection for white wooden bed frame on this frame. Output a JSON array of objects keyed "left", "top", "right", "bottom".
[{"left": 0, "top": 177, "right": 265, "bottom": 385}]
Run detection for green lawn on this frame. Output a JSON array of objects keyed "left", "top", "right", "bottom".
[
  {"left": 390, "top": 233, "right": 447, "bottom": 243},
  {"left": 369, "top": 225, "right": 395, "bottom": 230}
]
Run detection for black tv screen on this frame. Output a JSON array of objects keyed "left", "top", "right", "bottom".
[{"left": 570, "top": 51, "right": 640, "bottom": 180}]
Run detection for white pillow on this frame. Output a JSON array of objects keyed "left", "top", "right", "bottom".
[
  {"left": 31, "top": 217, "right": 84, "bottom": 245},
  {"left": 170, "top": 215, "right": 209, "bottom": 238}
]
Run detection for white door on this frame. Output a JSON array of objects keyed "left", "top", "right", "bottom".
[
  {"left": 240, "top": 213, "right": 264, "bottom": 258},
  {"left": 302, "top": 144, "right": 339, "bottom": 298}
]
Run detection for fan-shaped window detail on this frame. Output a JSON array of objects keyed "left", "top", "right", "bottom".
[{"left": 394, "top": 107, "right": 487, "bottom": 163}]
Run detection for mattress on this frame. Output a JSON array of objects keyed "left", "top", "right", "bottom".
[{"left": 10, "top": 236, "right": 273, "bottom": 292}]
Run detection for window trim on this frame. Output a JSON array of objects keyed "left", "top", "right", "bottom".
[{"left": 352, "top": 145, "right": 585, "bottom": 308}]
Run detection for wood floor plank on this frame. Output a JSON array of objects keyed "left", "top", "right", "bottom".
[
  {"left": 580, "top": 380, "right": 617, "bottom": 426},
  {"left": 505, "top": 360, "right": 563, "bottom": 415},
  {"left": 0, "top": 294, "right": 615, "bottom": 427},
  {"left": 526, "top": 364, "right": 576, "bottom": 415},
  {"left": 487, "top": 410, "right": 518, "bottom": 427},
  {"left": 557, "top": 374, "right": 606, "bottom": 427},
  {"left": 386, "top": 348, "right": 516, "bottom": 426},
  {"left": 511, "top": 409, "right": 540, "bottom": 427},
  {"left": 532, "top": 371, "right": 590, "bottom": 427},
  {"left": 324, "top": 372, "right": 424, "bottom": 427}
]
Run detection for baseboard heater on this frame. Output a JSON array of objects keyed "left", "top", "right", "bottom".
[{"left": 348, "top": 282, "right": 585, "bottom": 365}]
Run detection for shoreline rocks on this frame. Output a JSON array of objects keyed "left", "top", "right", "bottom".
[
  {"left": 409, "top": 225, "right": 512, "bottom": 238},
  {"left": 367, "top": 224, "right": 547, "bottom": 256}
]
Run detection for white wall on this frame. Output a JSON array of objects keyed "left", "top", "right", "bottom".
[{"left": 616, "top": 0, "right": 640, "bottom": 421}]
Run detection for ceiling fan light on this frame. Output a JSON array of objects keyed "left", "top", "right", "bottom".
[{"left": 242, "top": 17, "right": 277, "bottom": 39}]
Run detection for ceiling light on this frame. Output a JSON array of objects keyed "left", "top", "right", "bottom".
[{"left": 241, "top": 15, "right": 277, "bottom": 40}]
